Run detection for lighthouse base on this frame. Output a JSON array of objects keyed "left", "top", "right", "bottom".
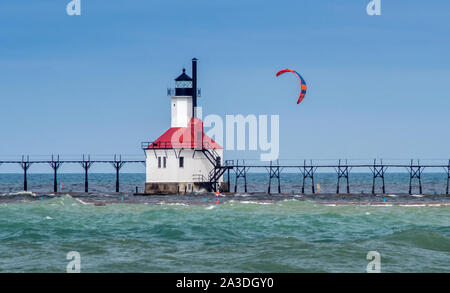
[
  {"left": 144, "top": 182, "right": 228, "bottom": 195},
  {"left": 144, "top": 182, "right": 204, "bottom": 194}
]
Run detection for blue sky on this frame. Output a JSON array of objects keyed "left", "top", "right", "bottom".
[{"left": 0, "top": 0, "right": 449, "bottom": 172}]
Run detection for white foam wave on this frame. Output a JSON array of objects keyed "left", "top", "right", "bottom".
[
  {"left": 74, "top": 198, "right": 91, "bottom": 205},
  {"left": 2, "top": 191, "right": 37, "bottom": 197},
  {"left": 239, "top": 201, "right": 273, "bottom": 205},
  {"left": 159, "top": 203, "right": 188, "bottom": 206},
  {"left": 233, "top": 193, "right": 252, "bottom": 197}
]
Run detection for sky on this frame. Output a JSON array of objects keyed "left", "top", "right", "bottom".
[{"left": 0, "top": 0, "right": 449, "bottom": 173}]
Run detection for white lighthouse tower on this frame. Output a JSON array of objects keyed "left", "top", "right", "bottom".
[{"left": 142, "top": 58, "right": 227, "bottom": 194}]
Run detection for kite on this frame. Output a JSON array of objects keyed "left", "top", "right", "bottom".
[{"left": 276, "top": 69, "right": 307, "bottom": 104}]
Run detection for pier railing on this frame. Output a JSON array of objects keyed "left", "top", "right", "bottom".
[
  {"left": 167, "top": 88, "right": 201, "bottom": 97},
  {"left": 1, "top": 157, "right": 449, "bottom": 195},
  {"left": 222, "top": 159, "right": 450, "bottom": 195},
  {"left": 0, "top": 155, "right": 144, "bottom": 193},
  {"left": 141, "top": 141, "right": 220, "bottom": 150}
]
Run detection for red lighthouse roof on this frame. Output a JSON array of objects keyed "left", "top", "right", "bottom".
[{"left": 146, "top": 118, "right": 222, "bottom": 149}]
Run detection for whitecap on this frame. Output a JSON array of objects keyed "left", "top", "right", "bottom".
[
  {"left": 5, "top": 191, "right": 37, "bottom": 196},
  {"left": 233, "top": 193, "right": 252, "bottom": 197},
  {"left": 160, "top": 203, "right": 188, "bottom": 206},
  {"left": 240, "top": 201, "right": 273, "bottom": 205},
  {"left": 74, "top": 198, "right": 91, "bottom": 205}
]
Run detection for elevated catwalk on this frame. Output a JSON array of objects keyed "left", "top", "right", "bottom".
[{"left": 0, "top": 157, "right": 449, "bottom": 195}]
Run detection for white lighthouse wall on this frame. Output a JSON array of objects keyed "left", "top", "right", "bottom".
[
  {"left": 145, "top": 148, "right": 223, "bottom": 183},
  {"left": 171, "top": 96, "right": 193, "bottom": 128}
]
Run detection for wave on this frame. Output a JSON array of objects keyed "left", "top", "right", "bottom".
[
  {"left": 1, "top": 191, "right": 37, "bottom": 197},
  {"left": 384, "top": 229, "right": 450, "bottom": 252},
  {"left": 73, "top": 197, "right": 91, "bottom": 205},
  {"left": 232, "top": 193, "right": 253, "bottom": 197},
  {"left": 157, "top": 202, "right": 188, "bottom": 207},
  {"left": 228, "top": 200, "right": 274, "bottom": 205}
]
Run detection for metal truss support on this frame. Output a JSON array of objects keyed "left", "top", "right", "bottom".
[
  {"left": 407, "top": 159, "right": 425, "bottom": 195},
  {"left": 445, "top": 159, "right": 450, "bottom": 195},
  {"left": 234, "top": 160, "right": 249, "bottom": 193},
  {"left": 112, "top": 155, "right": 125, "bottom": 193},
  {"left": 19, "top": 155, "right": 33, "bottom": 191},
  {"left": 267, "top": 161, "right": 282, "bottom": 194},
  {"left": 369, "top": 159, "right": 388, "bottom": 194},
  {"left": 80, "top": 155, "right": 93, "bottom": 193},
  {"left": 300, "top": 160, "right": 317, "bottom": 194},
  {"left": 49, "top": 155, "right": 63, "bottom": 193},
  {"left": 335, "top": 159, "right": 352, "bottom": 194}
]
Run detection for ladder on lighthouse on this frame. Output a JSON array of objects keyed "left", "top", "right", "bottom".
[{"left": 197, "top": 148, "right": 232, "bottom": 192}]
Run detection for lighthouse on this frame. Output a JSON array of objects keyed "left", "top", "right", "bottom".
[{"left": 142, "top": 58, "right": 227, "bottom": 194}]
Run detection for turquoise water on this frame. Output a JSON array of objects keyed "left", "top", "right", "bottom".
[{"left": 1, "top": 195, "right": 450, "bottom": 272}]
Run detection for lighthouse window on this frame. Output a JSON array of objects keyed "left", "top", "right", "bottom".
[
  {"left": 163, "top": 157, "right": 167, "bottom": 168},
  {"left": 176, "top": 81, "right": 192, "bottom": 88},
  {"left": 158, "top": 157, "right": 162, "bottom": 168},
  {"left": 179, "top": 157, "right": 184, "bottom": 168}
]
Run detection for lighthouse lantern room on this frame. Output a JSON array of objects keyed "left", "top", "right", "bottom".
[
  {"left": 142, "top": 58, "right": 227, "bottom": 194},
  {"left": 171, "top": 68, "right": 193, "bottom": 127}
]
